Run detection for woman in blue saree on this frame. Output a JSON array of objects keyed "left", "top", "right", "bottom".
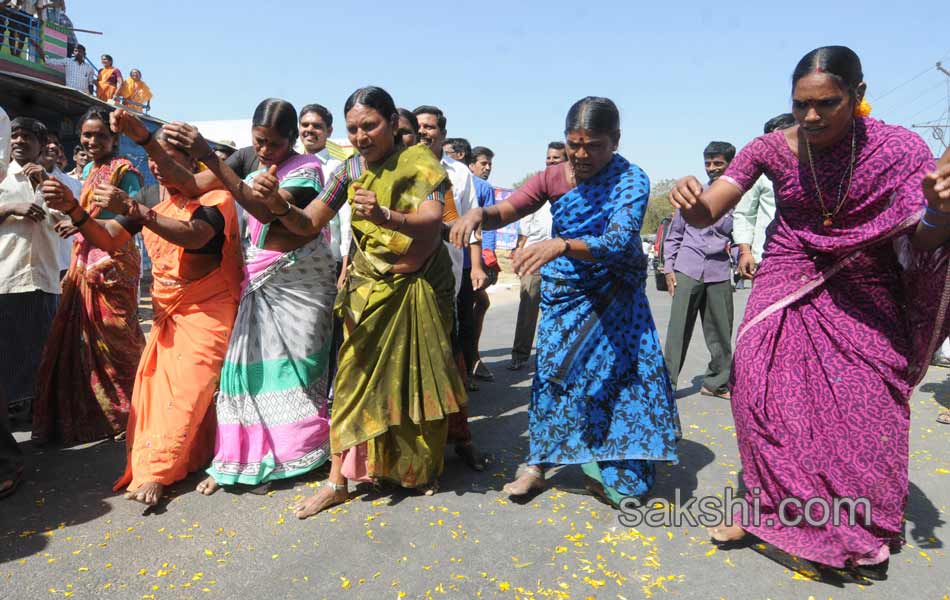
[{"left": 451, "top": 97, "right": 679, "bottom": 505}]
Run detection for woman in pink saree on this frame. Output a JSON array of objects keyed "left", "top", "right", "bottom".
[{"left": 670, "top": 46, "right": 950, "bottom": 580}]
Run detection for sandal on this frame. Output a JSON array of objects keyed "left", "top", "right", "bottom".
[
  {"left": 937, "top": 410, "right": 950, "bottom": 425},
  {"left": 700, "top": 386, "right": 731, "bottom": 400}
]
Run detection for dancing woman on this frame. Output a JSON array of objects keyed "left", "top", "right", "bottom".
[{"left": 669, "top": 46, "right": 950, "bottom": 579}]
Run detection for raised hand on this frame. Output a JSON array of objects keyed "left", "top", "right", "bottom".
[
  {"left": 923, "top": 148, "right": 950, "bottom": 213},
  {"left": 669, "top": 176, "right": 704, "bottom": 211},
  {"left": 92, "top": 183, "right": 131, "bottom": 215},
  {"left": 163, "top": 122, "right": 212, "bottom": 159},
  {"left": 449, "top": 206, "right": 483, "bottom": 248},
  {"left": 21, "top": 163, "right": 46, "bottom": 189},
  {"left": 251, "top": 165, "right": 287, "bottom": 212},
  {"left": 40, "top": 178, "right": 77, "bottom": 213},
  {"left": 352, "top": 184, "right": 385, "bottom": 224},
  {"left": 110, "top": 109, "right": 151, "bottom": 145}
]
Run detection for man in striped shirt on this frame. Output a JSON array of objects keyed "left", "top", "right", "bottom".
[{"left": 46, "top": 43, "right": 96, "bottom": 95}]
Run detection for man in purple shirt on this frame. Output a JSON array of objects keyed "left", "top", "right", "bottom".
[{"left": 662, "top": 141, "right": 736, "bottom": 399}]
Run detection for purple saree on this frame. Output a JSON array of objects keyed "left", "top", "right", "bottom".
[{"left": 721, "top": 117, "right": 949, "bottom": 568}]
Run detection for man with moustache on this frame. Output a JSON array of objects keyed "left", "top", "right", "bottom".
[
  {"left": 37, "top": 131, "right": 80, "bottom": 277},
  {"left": 0, "top": 117, "right": 68, "bottom": 420},
  {"left": 662, "top": 141, "right": 736, "bottom": 400},
  {"left": 413, "top": 105, "right": 488, "bottom": 471}
]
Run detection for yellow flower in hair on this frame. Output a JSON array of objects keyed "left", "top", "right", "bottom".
[{"left": 854, "top": 98, "right": 872, "bottom": 118}]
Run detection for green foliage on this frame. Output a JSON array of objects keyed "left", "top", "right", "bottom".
[
  {"left": 642, "top": 194, "right": 675, "bottom": 235},
  {"left": 650, "top": 178, "right": 676, "bottom": 198}
]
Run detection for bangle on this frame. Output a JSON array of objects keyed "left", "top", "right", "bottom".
[
  {"left": 921, "top": 215, "right": 940, "bottom": 229},
  {"left": 67, "top": 202, "right": 83, "bottom": 217},
  {"left": 926, "top": 205, "right": 950, "bottom": 217},
  {"left": 394, "top": 212, "right": 405, "bottom": 232},
  {"left": 380, "top": 206, "right": 392, "bottom": 223},
  {"left": 271, "top": 201, "right": 292, "bottom": 217},
  {"left": 560, "top": 238, "right": 570, "bottom": 256},
  {"left": 72, "top": 210, "right": 90, "bottom": 227}
]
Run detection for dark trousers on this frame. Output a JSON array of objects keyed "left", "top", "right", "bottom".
[
  {"left": 456, "top": 268, "right": 477, "bottom": 374},
  {"left": 663, "top": 272, "right": 734, "bottom": 391},
  {"left": 0, "top": 389, "right": 23, "bottom": 483},
  {"left": 511, "top": 273, "right": 542, "bottom": 362}
]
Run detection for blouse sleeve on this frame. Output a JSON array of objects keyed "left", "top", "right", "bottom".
[
  {"left": 316, "top": 160, "right": 352, "bottom": 213},
  {"left": 721, "top": 136, "right": 769, "bottom": 194},
  {"left": 507, "top": 168, "right": 554, "bottom": 213},
  {"left": 118, "top": 171, "right": 143, "bottom": 197}
]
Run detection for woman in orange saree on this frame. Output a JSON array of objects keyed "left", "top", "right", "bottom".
[
  {"left": 96, "top": 55, "right": 123, "bottom": 102},
  {"left": 32, "top": 108, "right": 145, "bottom": 445},
  {"left": 43, "top": 110, "right": 243, "bottom": 506}
]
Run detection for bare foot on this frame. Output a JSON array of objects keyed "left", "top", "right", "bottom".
[
  {"left": 709, "top": 523, "right": 746, "bottom": 543},
  {"left": 293, "top": 483, "right": 348, "bottom": 519},
  {"left": 196, "top": 476, "right": 220, "bottom": 496},
  {"left": 127, "top": 482, "right": 163, "bottom": 506},
  {"left": 502, "top": 467, "right": 545, "bottom": 497}
]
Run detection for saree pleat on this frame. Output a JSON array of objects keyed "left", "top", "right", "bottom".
[
  {"left": 32, "top": 159, "right": 144, "bottom": 444},
  {"left": 113, "top": 190, "right": 241, "bottom": 492},
  {"left": 331, "top": 145, "right": 465, "bottom": 488},
  {"left": 207, "top": 237, "right": 336, "bottom": 486}
]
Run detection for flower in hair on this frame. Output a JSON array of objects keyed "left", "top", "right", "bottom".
[{"left": 854, "top": 98, "right": 872, "bottom": 118}]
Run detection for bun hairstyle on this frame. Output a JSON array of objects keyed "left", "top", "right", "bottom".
[
  {"left": 564, "top": 96, "right": 620, "bottom": 135},
  {"left": 252, "top": 98, "right": 299, "bottom": 145}
]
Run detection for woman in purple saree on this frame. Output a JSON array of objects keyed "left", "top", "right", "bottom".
[{"left": 671, "top": 46, "right": 950, "bottom": 579}]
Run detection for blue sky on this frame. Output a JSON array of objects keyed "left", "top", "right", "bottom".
[{"left": 69, "top": 0, "right": 949, "bottom": 188}]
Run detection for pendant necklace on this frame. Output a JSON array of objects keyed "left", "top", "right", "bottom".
[{"left": 804, "top": 121, "right": 856, "bottom": 227}]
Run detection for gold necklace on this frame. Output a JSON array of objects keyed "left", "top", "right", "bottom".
[{"left": 804, "top": 121, "right": 856, "bottom": 227}]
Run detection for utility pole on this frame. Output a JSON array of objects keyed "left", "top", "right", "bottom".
[{"left": 912, "top": 62, "right": 950, "bottom": 151}]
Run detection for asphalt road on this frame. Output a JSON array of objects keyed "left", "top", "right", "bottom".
[{"left": 1, "top": 279, "right": 948, "bottom": 600}]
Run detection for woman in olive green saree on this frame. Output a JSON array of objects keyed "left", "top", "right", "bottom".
[{"left": 255, "top": 86, "right": 467, "bottom": 518}]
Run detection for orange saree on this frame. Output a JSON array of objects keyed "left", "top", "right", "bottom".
[
  {"left": 113, "top": 189, "right": 242, "bottom": 493},
  {"left": 97, "top": 67, "right": 121, "bottom": 101}
]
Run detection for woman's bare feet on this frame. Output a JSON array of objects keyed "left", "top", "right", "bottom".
[
  {"left": 709, "top": 523, "right": 746, "bottom": 544},
  {"left": 502, "top": 465, "right": 545, "bottom": 497},
  {"left": 125, "top": 482, "right": 163, "bottom": 506},
  {"left": 293, "top": 481, "right": 348, "bottom": 519},
  {"left": 196, "top": 476, "right": 220, "bottom": 496}
]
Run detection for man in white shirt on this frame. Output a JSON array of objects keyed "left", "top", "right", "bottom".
[
  {"left": 297, "top": 103, "right": 351, "bottom": 399},
  {"left": 46, "top": 43, "right": 96, "bottom": 95},
  {"left": 413, "top": 104, "right": 487, "bottom": 471},
  {"left": 0, "top": 104, "right": 23, "bottom": 496},
  {"left": 0, "top": 105, "right": 9, "bottom": 181},
  {"left": 733, "top": 113, "right": 795, "bottom": 281},
  {"left": 0, "top": 117, "right": 66, "bottom": 419},
  {"left": 38, "top": 130, "right": 80, "bottom": 274},
  {"left": 507, "top": 144, "right": 562, "bottom": 370}
]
